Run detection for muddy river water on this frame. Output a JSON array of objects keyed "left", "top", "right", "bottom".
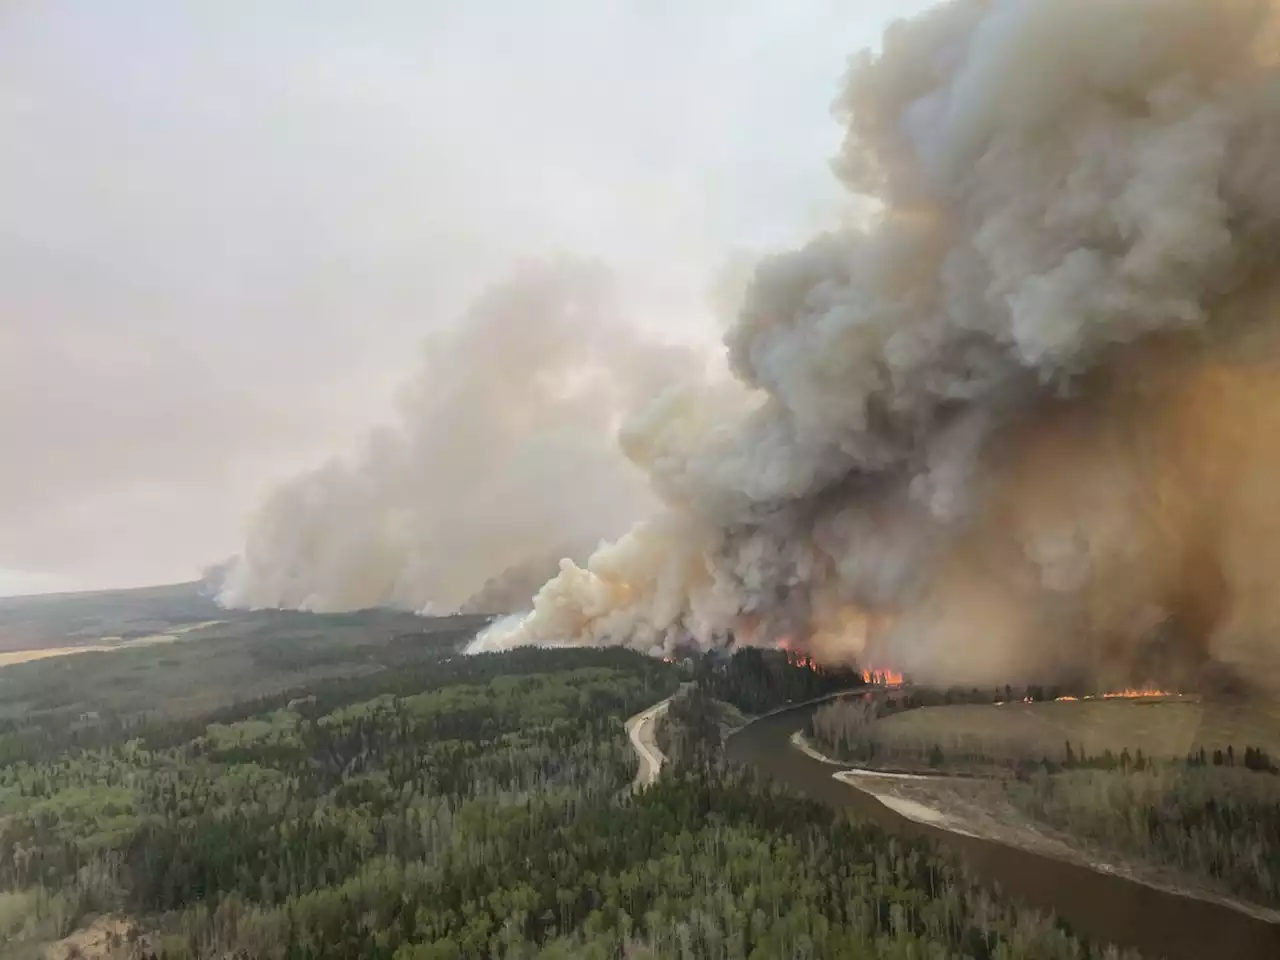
[{"left": 725, "top": 704, "right": 1280, "bottom": 960}]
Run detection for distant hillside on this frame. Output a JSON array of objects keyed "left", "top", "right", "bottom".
[{"left": 0, "top": 581, "right": 228, "bottom": 652}]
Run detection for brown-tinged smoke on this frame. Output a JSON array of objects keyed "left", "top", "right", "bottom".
[
  {"left": 219, "top": 259, "right": 699, "bottom": 614},
  {"left": 474, "top": 0, "right": 1280, "bottom": 693}
]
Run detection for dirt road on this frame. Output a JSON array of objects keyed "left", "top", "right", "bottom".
[{"left": 625, "top": 697, "right": 672, "bottom": 789}]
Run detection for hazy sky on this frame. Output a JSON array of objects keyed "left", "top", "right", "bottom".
[{"left": 0, "top": 0, "right": 926, "bottom": 596}]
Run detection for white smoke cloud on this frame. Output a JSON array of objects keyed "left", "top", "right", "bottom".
[
  {"left": 220, "top": 259, "right": 704, "bottom": 613},
  {"left": 473, "top": 0, "right": 1280, "bottom": 690}
]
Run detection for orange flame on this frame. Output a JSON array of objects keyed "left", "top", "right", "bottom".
[
  {"left": 774, "top": 636, "right": 819, "bottom": 670},
  {"left": 1101, "top": 688, "right": 1176, "bottom": 699},
  {"left": 861, "top": 667, "right": 905, "bottom": 687},
  {"left": 1055, "top": 689, "right": 1178, "bottom": 702}
]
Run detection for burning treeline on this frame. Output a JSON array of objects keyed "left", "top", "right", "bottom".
[{"left": 473, "top": 0, "right": 1280, "bottom": 695}]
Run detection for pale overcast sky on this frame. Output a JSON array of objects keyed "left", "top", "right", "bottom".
[{"left": 0, "top": 0, "right": 928, "bottom": 596}]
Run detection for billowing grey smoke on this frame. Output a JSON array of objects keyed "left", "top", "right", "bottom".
[
  {"left": 220, "top": 259, "right": 700, "bottom": 613},
  {"left": 476, "top": 0, "right": 1280, "bottom": 690},
  {"left": 457, "top": 537, "right": 598, "bottom": 615}
]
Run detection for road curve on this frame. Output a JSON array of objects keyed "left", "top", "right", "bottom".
[{"left": 625, "top": 697, "right": 672, "bottom": 789}]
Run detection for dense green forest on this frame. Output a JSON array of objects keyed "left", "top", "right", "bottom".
[
  {"left": 689, "top": 648, "right": 863, "bottom": 716},
  {"left": 0, "top": 618, "right": 1140, "bottom": 959},
  {"left": 0, "top": 638, "right": 676, "bottom": 958}
]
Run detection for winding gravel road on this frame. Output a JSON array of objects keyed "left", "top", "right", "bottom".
[{"left": 625, "top": 696, "right": 672, "bottom": 789}]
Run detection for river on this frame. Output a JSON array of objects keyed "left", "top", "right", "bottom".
[{"left": 725, "top": 703, "right": 1280, "bottom": 960}]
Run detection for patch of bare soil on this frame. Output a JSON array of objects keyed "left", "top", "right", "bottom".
[{"left": 43, "top": 916, "right": 139, "bottom": 960}]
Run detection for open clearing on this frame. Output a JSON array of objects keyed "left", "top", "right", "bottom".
[
  {"left": 43, "top": 915, "right": 138, "bottom": 960},
  {"left": 0, "top": 620, "right": 224, "bottom": 668},
  {"left": 0, "top": 596, "right": 488, "bottom": 724},
  {"left": 872, "top": 697, "right": 1280, "bottom": 761},
  {"left": 0, "top": 581, "right": 227, "bottom": 653}
]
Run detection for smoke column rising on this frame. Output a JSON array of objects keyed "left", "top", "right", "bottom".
[
  {"left": 220, "top": 259, "right": 701, "bottom": 613},
  {"left": 474, "top": 0, "right": 1280, "bottom": 691}
]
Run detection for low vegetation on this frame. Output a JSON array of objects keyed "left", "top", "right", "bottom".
[
  {"left": 866, "top": 698, "right": 1280, "bottom": 765},
  {"left": 811, "top": 693, "right": 1280, "bottom": 909}
]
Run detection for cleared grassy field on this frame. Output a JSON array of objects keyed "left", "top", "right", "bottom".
[{"left": 871, "top": 697, "right": 1280, "bottom": 762}]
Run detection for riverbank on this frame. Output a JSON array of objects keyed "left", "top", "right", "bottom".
[
  {"left": 625, "top": 684, "right": 872, "bottom": 790},
  {"left": 793, "top": 729, "right": 1280, "bottom": 926},
  {"left": 726, "top": 703, "right": 1280, "bottom": 960}
]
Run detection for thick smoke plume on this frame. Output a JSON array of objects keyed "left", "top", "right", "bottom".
[
  {"left": 220, "top": 260, "right": 697, "bottom": 613},
  {"left": 475, "top": 0, "right": 1280, "bottom": 692}
]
